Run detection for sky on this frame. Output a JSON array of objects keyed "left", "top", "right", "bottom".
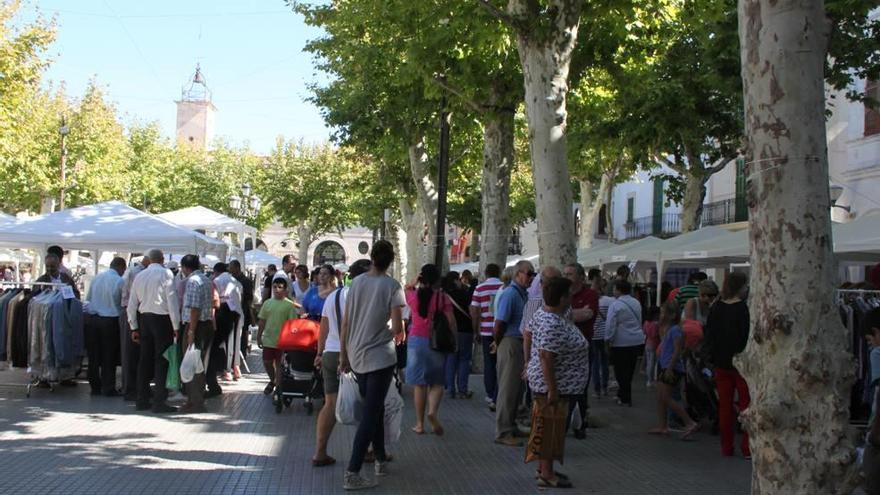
[{"left": 20, "top": 0, "right": 330, "bottom": 153}]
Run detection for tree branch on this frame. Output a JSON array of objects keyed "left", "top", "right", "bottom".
[
  {"left": 477, "top": 0, "right": 519, "bottom": 31},
  {"left": 432, "top": 77, "right": 484, "bottom": 114},
  {"left": 654, "top": 154, "right": 686, "bottom": 176},
  {"left": 706, "top": 155, "right": 738, "bottom": 177}
]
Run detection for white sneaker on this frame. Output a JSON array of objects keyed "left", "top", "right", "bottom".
[
  {"left": 374, "top": 460, "right": 388, "bottom": 477},
  {"left": 344, "top": 471, "right": 377, "bottom": 491}
]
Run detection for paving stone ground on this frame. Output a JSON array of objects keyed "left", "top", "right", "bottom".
[{"left": 0, "top": 352, "right": 752, "bottom": 494}]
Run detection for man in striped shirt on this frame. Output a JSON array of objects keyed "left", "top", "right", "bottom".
[
  {"left": 674, "top": 272, "right": 708, "bottom": 309},
  {"left": 469, "top": 263, "right": 503, "bottom": 410}
]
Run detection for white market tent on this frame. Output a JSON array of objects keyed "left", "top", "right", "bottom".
[
  {"left": 0, "top": 201, "right": 228, "bottom": 259},
  {"left": 833, "top": 211, "right": 880, "bottom": 262},
  {"left": 157, "top": 206, "right": 257, "bottom": 251},
  {"left": 580, "top": 236, "right": 662, "bottom": 269},
  {"left": 244, "top": 249, "right": 282, "bottom": 268}
]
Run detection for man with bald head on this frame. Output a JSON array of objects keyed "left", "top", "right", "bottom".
[
  {"left": 127, "top": 249, "right": 180, "bottom": 413},
  {"left": 492, "top": 259, "right": 536, "bottom": 446}
]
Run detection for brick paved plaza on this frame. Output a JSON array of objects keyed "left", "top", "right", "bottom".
[{"left": 0, "top": 353, "right": 751, "bottom": 495}]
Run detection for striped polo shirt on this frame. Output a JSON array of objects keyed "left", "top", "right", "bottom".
[{"left": 470, "top": 277, "right": 503, "bottom": 337}]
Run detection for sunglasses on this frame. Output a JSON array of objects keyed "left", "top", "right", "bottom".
[{"left": 521, "top": 270, "right": 537, "bottom": 278}]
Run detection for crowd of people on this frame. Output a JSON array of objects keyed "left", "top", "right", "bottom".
[{"left": 20, "top": 240, "right": 878, "bottom": 492}]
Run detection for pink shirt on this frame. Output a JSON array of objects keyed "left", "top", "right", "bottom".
[
  {"left": 406, "top": 289, "right": 451, "bottom": 338},
  {"left": 643, "top": 321, "right": 660, "bottom": 350}
]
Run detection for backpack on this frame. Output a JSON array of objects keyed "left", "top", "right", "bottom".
[{"left": 429, "top": 291, "right": 457, "bottom": 353}]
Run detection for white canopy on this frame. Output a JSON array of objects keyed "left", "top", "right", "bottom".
[
  {"left": 157, "top": 206, "right": 257, "bottom": 246},
  {"left": 0, "top": 201, "right": 228, "bottom": 258},
  {"left": 580, "top": 236, "right": 662, "bottom": 269},
  {"left": 244, "top": 249, "right": 282, "bottom": 268},
  {"left": 833, "top": 212, "right": 880, "bottom": 262}
]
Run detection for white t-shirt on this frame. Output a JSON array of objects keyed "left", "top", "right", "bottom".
[{"left": 320, "top": 287, "right": 347, "bottom": 353}]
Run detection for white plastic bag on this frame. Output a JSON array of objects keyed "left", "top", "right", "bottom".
[
  {"left": 179, "top": 344, "right": 204, "bottom": 384},
  {"left": 384, "top": 380, "right": 404, "bottom": 445},
  {"left": 336, "top": 372, "right": 363, "bottom": 425}
]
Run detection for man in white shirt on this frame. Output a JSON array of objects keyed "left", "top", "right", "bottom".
[
  {"left": 127, "top": 249, "right": 180, "bottom": 413},
  {"left": 120, "top": 256, "right": 149, "bottom": 401},
  {"left": 312, "top": 258, "right": 371, "bottom": 467},
  {"left": 84, "top": 257, "right": 126, "bottom": 396}
]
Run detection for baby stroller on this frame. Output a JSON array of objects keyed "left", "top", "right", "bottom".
[
  {"left": 274, "top": 318, "right": 324, "bottom": 414},
  {"left": 685, "top": 348, "right": 719, "bottom": 433}
]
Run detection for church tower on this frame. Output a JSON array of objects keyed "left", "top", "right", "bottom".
[{"left": 175, "top": 64, "right": 216, "bottom": 150}]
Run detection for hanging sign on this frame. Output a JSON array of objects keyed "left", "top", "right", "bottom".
[
  {"left": 682, "top": 251, "right": 708, "bottom": 259},
  {"left": 611, "top": 255, "right": 627, "bottom": 262}
]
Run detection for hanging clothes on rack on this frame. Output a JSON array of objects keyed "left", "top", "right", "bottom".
[
  {"left": 838, "top": 289, "right": 880, "bottom": 423},
  {"left": 26, "top": 287, "right": 84, "bottom": 382},
  {"left": 0, "top": 287, "right": 22, "bottom": 362}
]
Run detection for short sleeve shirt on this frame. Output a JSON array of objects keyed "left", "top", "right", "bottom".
[
  {"left": 182, "top": 271, "right": 214, "bottom": 323},
  {"left": 470, "top": 278, "right": 503, "bottom": 336},
  {"left": 658, "top": 325, "right": 686, "bottom": 372},
  {"left": 406, "top": 289, "right": 451, "bottom": 338},
  {"left": 258, "top": 298, "right": 298, "bottom": 349},
  {"left": 495, "top": 283, "right": 528, "bottom": 338},
  {"left": 570, "top": 286, "right": 599, "bottom": 338},
  {"left": 345, "top": 273, "right": 406, "bottom": 374},
  {"left": 526, "top": 309, "right": 589, "bottom": 395},
  {"left": 320, "top": 287, "right": 347, "bottom": 353}
]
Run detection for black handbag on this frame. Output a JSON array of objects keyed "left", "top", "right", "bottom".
[{"left": 429, "top": 291, "right": 457, "bottom": 353}]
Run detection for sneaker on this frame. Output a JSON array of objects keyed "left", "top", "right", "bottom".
[
  {"left": 460, "top": 391, "right": 474, "bottom": 399},
  {"left": 488, "top": 401, "right": 496, "bottom": 412},
  {"left": 374, "top": 460, "right": 388, "bottom": 477},
  {"left": 343, "top": 471, "right": 377, "bottom": 490},
  {"left": 263, "top": 383, "right": 275, "bottom": 395}
]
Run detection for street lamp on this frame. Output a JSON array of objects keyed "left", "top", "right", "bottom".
[
  {"left": 228, "top": 183, "right": 261, "bottom": 219},
  {"left": 829, "top": 184, "right": 851, "bottom": 213}
]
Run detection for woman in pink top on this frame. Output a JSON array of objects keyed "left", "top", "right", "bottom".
[{"left": 405, "top": 264, "right": 456, "bottom": 435}]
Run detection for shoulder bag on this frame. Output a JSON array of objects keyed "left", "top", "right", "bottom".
[{"left": 429, "top": 290, "right": 457, "bottom": 353}]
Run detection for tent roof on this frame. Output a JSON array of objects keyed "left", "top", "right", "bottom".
[
  {"left": 833, "top": 212, "right": 880, "bottom": 262},
  {"left": 157, "top": 206, "right": 257, "bottom": 236},
  {"left": 244, "top": 249, "right": 282, "bottom": 268},
  {"left": 580, "top": 236, "right": 662, "bottom": 268},
  {"left": 0, "top": 201, "right": 228, "bottom": 257}
]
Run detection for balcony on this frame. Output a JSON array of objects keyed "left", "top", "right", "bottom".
[
  {"left": 700, "top": 198, "right": 748, "bottom": 227},
  {"left": 623, "top": 213, "right": 681, "bottom": 240}
]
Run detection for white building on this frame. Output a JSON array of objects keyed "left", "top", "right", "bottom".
[{"left": 259, "top": 221, "right": 374, "bottom": 267}]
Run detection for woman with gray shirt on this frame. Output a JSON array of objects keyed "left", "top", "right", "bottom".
[
  {"left": 604, "top": 279, "right": 645, "bottom": 406},
  {"left": 339, "top": 240, "right": 406, "bottom": 490}
]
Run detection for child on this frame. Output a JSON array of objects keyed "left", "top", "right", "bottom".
[
  {"left": 649, "top": 301, "right": 699, "bottom": 438},
  {"left": 643, "top": 306, "right": 660, "bottom": 388},
  {"left": 257, "top": 277, "right": 298, "bottom": 397},
  {"left": 681, "top": 299, "right": 705, "bottom": 351}
]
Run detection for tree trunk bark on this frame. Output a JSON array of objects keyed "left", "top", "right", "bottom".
[
  {"left": 296, "top": 221, "right": 313, "bottom": 266},
  {"left": 408, "top": 137, "right": 446, "bottom": 269},
  {"left": 479, "top": 108, "right": 514, "bottom": 277},
  {"left": 578, "top": 169, "right": 614, "bottom": 250},
  {"left": 399, "top": 197, "right": 424, "bottom": 284},
  {"left": 738, "top": 1, "right": 857, "bottom": 493},
  {"left": 577, "top": 178, "right": 593, "bottom": 249},
  {"left": 511, "top": 1, "right": 581, "bottom": 267},
  {"left": 679, "top": 170, "right": 707, "bottom": 233}
]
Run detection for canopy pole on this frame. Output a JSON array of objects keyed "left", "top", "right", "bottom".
[{"left": 656, "top": 258, "right": 665, "bottom": 306}]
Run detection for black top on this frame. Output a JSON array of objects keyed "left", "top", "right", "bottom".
[
  {"left": 703, "top": 300, "right": 750, "bottom": 370},
  {"left": 446, "top": 287, "right": 473, "bottom": 334}
]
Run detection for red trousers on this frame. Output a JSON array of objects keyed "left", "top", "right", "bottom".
[{"left": 714, "top": 367, "right": 751, "bottom": 456}]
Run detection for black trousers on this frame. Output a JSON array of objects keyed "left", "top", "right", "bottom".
[
  {"left": 610, "top": 344, "right": 644, "bottom": 405},
  {"left": 213, "top": 303, "right": 238, "bottom": 373},
  {"left": 85, "top": 314, "right": 120, "bottom": 394},
  {"left": 120, "top": 314, "right": 140, "bottom": 397},
  {"left": 185, "top": 320, "right": 217, "bottom": 407},
  {"left": 347, "top": 365, "right": 394, "bottom": 473},
  {"left": 137, "top": 313, "right": 174, "bottom": 407}
]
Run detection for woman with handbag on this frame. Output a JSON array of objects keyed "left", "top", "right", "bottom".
[
  {"left": 442, "top": 271, "right": 474, "bottom": 399},
  {"left": 405, "top": 264, "right": 457, "bottom": 435},
  {"left": 648, "top": 301, "right": 699, "bottom": 438}
]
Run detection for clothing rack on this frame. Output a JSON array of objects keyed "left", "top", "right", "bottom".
[
  {"left": 836, "top": 288, "right": 880, "bottom": 304},
  {"left": 0, "top": 281, "right": 72, "bottom": 397}
]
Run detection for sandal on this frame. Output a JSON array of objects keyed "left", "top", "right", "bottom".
[
  {"left": 537, "top": 476, "right": 573, "bottom": 488},
  {"left": 535, "top": 470, "right": 568, "bottom": 480},
  {"left": 648, "top": 428, "right": 670, "bottom": 435},
  {"left": 411, "top": 426, "right": 425, "bottom": 435},
  {"left": 681, "top": 423, "right": 700, "bottom": 440},
  {"left": 311, "top": 456, "right": 336, "bottom": 467}
]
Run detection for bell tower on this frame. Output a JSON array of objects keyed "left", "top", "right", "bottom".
[{"left": 175, "top": 64, "right": 217, "bottom": 150}]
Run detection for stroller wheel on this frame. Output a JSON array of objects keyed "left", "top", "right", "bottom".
[{"left": 283, "top": 397, "right": 293, "bottom": 407}]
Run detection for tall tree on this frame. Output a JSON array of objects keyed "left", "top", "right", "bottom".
[
  {"left": 479, "top": 0, "right": 584, "bottom": 266},
  {"left": 737, "top": 0, "right": 866, "bottom": 492}
]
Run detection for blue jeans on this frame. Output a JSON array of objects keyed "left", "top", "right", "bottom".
[
  {"left": 481, "top": 336, "right": 497, "bottom": 401},
  {"left": 589, "top": 340, "right": 609, "bottom": 393},
  {"left": 444, "top": 332, "right": 474, "bottom": 394},
  {"left": 347, "top": 365, "right": 394, "bottom": 473}
]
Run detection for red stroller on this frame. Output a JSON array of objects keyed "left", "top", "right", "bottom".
[{"left": 274, "top": 318, "right": 324, "bottom": 414}]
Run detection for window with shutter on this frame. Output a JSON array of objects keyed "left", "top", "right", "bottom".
[{"left": 866, "top": 79, "right": 880, "bottom": 137}]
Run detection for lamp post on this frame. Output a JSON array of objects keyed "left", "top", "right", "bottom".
[
  {"left": 229, "top": 183, "right": 261, "bottom": 250},
  {"left": 59, "top": 117, "right": 70, "bottom": 210}
]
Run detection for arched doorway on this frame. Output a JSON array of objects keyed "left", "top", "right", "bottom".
[{"left": 313, "top": 240, "right": 346, "bottom": 266}]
